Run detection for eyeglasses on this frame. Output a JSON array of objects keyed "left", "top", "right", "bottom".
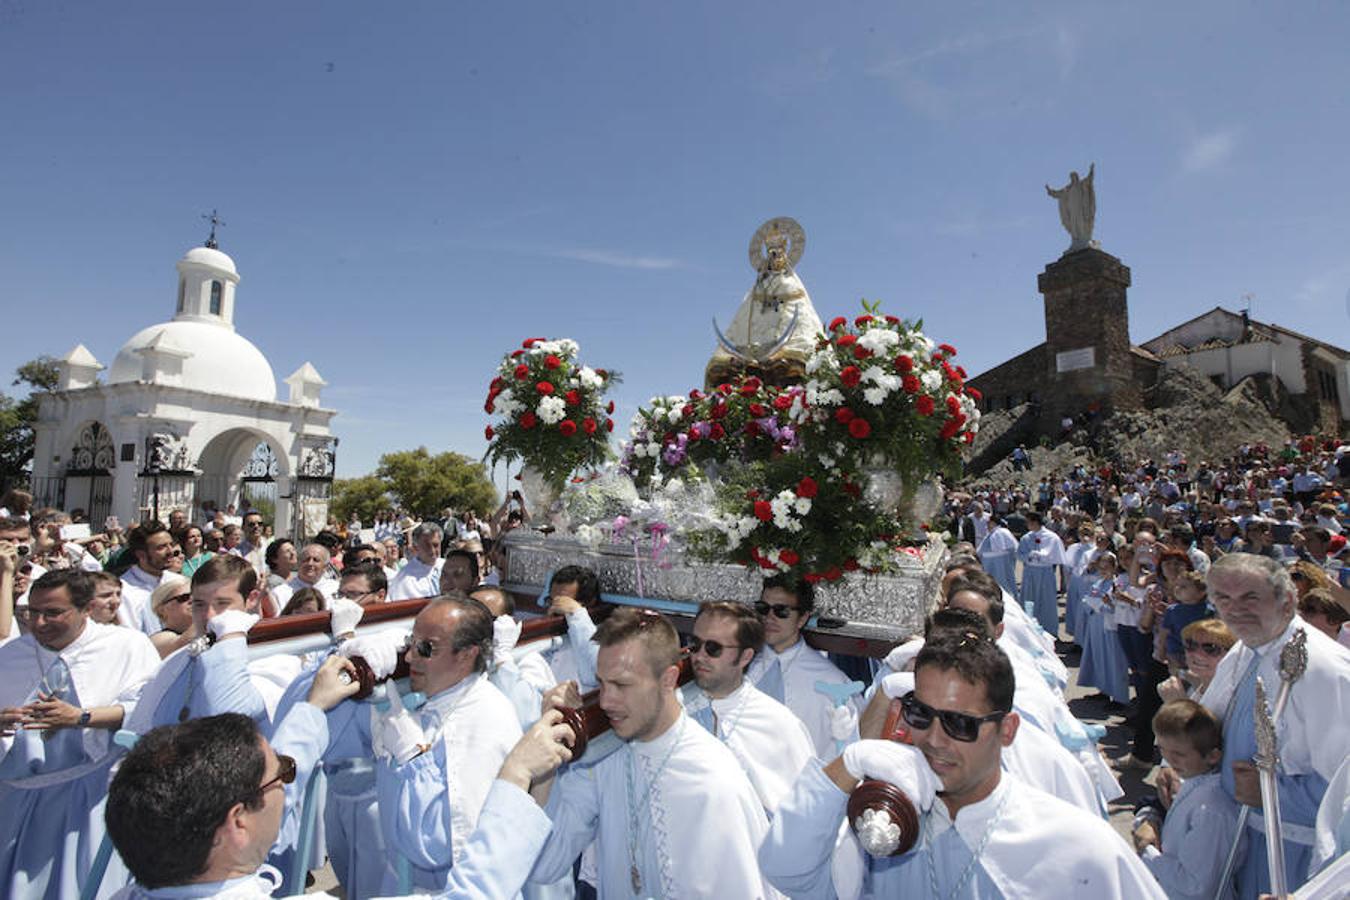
[
  {"left": 1184, "top": 638, "right": 1227, "bottom": 656},
  {"left": 685, "top": 635, "right": 741, "bottom": 659},
  {"left": 900, "top": 691, "right": 1008, "bottom": 743},
  {"left": 408, "top": 638, "right": 440, "bottom": 658},
  {"left": 169, "top": 593, "right": 191, "bottom": 605},
  {"left": 28, "top": 606, "right": 74, "bottom": 622},
  {"left": 255, "top": 754, "right": 296, "bottom": 797},
  {"left": 336, "top": 589, "right": 375, "bottom": 601},
  {"left": 755, "top": 600, "right": 800, "bottom": 620},
  {"left": 168, "top": 549, "right": 185, "bottom": 558}
]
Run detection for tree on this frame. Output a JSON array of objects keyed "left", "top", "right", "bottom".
[
  {"left": 376, "top": 448, "right": 498, "bottom": 520},
  {"left": 330, "top": 474, "right": 389, "bottom": 526},
  {"left": 0, "top": 356, "right": 59, "bottom": 492}
]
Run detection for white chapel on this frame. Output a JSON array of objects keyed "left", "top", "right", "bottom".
[{"left": 30, "top": 235, "right": 338, "bottom": 536}]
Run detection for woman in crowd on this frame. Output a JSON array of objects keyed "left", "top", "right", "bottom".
[
  {"left": 148, "top": 575, "right": 196, "bottom": 658},
  {"left": 1298, "top": 588, "right": 1349, "bottom": 642},
  {"left": 175, "top": 524, "right": 211, "bottom": 578},
  {"left": 1158, "top": 618, "right": 1237, "bottom": 702},
  {"left": 265, "top": 538, "right": 297, "bottom": 590},
  {"left": 279, "top": 585, "right": 325, "bottom": 616}
]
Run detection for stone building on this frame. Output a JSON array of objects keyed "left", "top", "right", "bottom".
[{"left": 30, "top": 239, "right": 338, "bottom": 535}]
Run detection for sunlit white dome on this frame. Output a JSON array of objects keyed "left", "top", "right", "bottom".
[{"left": 107, "top": 321, "right": 278, "bottom": 402}]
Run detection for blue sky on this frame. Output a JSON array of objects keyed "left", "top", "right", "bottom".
[{"left": 3, "top": 2, "right": 1347, "bottom": 484}]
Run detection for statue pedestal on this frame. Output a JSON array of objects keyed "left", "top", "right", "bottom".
[{"left": 1037, "top": 247, "right": 1140, "bottom": 426}]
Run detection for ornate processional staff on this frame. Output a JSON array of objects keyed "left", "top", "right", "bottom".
[{"left": 1253, "top": 677, "right": 1288, "bottom": 898}]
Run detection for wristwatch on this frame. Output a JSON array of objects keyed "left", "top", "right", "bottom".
[{"left": 78, "top": 708, "right": 92, "bottom": 727}]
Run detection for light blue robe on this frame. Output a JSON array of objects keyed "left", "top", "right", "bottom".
[
  {"left": 1017, "top": 529, "right": 1066, "bottom": 637},
  {"left": 1076, "top": 579, "right": 1131, "bottom": 704},
  {"left": 139, "top": 638, "right": 270, "bottom": 733}
]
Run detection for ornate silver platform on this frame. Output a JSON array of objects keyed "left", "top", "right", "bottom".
[{"left": 501, "top": 531, "right": 945, "bottom": 645}]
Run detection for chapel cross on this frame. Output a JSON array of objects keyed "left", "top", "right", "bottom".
[{"left": 202, "top": 209, "right": 225, "bottom": 249}]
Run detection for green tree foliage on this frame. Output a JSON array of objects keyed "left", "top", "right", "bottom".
[
  {"left": 0, "top": 356, "right": 59, "bottom": 492},
  {"left": 329, "top": 474, "right": 390, "bottom": 525},
  {"left": 377, "top": 448, "right": 498, "bottom": 519}
]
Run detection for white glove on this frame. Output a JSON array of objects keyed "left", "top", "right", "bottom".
[
  {"left": 841, "top": 739, "right": 941, "bottom": 811},
  {"left": 830, "top": 703, "right": 859, "bottom": 741},
  {"left": 207, "top": 609, "right": 260, "bottom": 640},
  {"left": 339, "top": 630, "right": 406, "bottom": 679},
  {"left": 377, "top": 708, "right": 427, "bottom": 765},
  {"left": 880, "top": 671, "right": 916, "bottom": 700},
  {"left": 329, "top": 598, "right": 365, "bottom": 638},
  {"left": 492, "top": 615, "right": 522, "bottom": 658},
  {"left": 882, "top": 638, "right": 924, "bottom": 673}
]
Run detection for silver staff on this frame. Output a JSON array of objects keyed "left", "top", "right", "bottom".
[
  {"left": 1253, "top": 677, "right": 1287, "bottom": 897},
  {"left": 1213, "top": 629, "right": 1308, "bottom": 900}
]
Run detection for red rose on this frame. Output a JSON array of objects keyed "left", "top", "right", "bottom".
[
  {"left": 836, "top": 334, "right": 857, "bottom": 347},
  {"left": 606, "top": 400, "right": 615, "bottom": 413},
  {"left": 803, "top": 572, "right": 824, "bottom": 584},
  {"left": 895, "top": 355, "right": 914, "bottom": 373},
  {"left": 956, "top": 365, "right": 967, "bottom": 379},
  {"left": 855, "top": 314, "right": 874, "bottom": 326},
  {"left": 520, "top": 412, "right": 537, "bottom": 429},
  {"left": 484, "top": 426, "right": 494, "bottom": 440},
  {"left": 772, "top": 394, "right": 792, "bottom": 411},
  {"left": 511, "top": 349, "right": 525, "bottom": 358},
  {"left": 843, "top": 481, "right": 861, "bottom": 498},
  {"left": 966, "top": 387, "right": 982, "bottom": 401},
  {"left": 848, "top": 418, "right": 872, "bottom": 439},
  {"left": 536, "top": 381, "right": 555, "bottom": 395},
  {"left": 853, "top": 345, "right": 872, "bottom": 360},
  {"left": 689, "top": 389, "right": 704, "bottom": 401},
  {"left": 605, "top": 418, "right": 614, "bottom": 432},
  {"left": 898, "top": 375, "right": 918, "bottom": 395},
  {"left": 779, "top": 549, "right": 800, "bottom": 566},
  {"left": 963, "top": 431, "right": 975, "bottom": 444},
  {"left": 940, "top": 419, "right": 960, "bottom": 440},
  {"left": 709, "top": 422, "right": 726, "bottom": 440},
  {"left": 740, "top": 376, "right": 762, "bottom": 395},
  {"left": 514, "top": 364, "right": 530, "bottom": 380},
  {"left": 835, "top": 407, "right": 855, "bottom": 424},
  {"left": 796, "top": 476, "right": 818, "bottom": 498},
  {"left": 681, "top": 403, "right": 695, "bottom": 418},
  {"left": 939, "top": 343, "right": 958, "bottom": 357},
  {"left": 596, "top": 369, "right": 608, "bottom": 379},
  {"left": 916, "top": 395, "right": 935, "bottom": 416},
  {"left": 490, "top": 377, "right": 504, "bottom": 391},
  {"left": 686, "top": 428, "right": 700, "bottom": 441},
  {"left": 583, "top": 417, "right": 597, "bottom": 434},
  {"left": 748, "top": 403, "right": 768, "bottom": 417},
  {"left": 828, "top": 316, "right": 847, "bottom": 331},
  {"left": 522, "top": 337, "right": 545, "bottom": 348},
  {"left": 484, "top": 399, "right": 495, "bottom": 413},
  {"left": 885, "top": 315, "right": 900, "bottom": 324},
  {"left": 565, "top": 390, "right": 580, "bottom": 406},
  {"left": 717, "top": 383, "right": 733, "bottom": 396},
  {"left": 753, "top": 500, "right": 773, "bottom": 522},
  {"left": 840, "top": 366, "right": 862, "bottom": 388},
  {"left": 843, "top": 559, "right": 860, "bottom": 572},
  {"left": 823, "top": 565, "right": 843, "bottom": 581},
  {"left": 544, "top": 355, "right": 562, "bottom": 369},
  {"left": 744, "top": 421, "right": 761, "bottom": 436},
  {"left": 946, "top": 395, "right": 962, "bottom": 416},
  {"left": 710, "top": 402, "right": 729, "bottom": 420},
  {"left": 559, "top": 419, "right": 577, "bottom": 436}
]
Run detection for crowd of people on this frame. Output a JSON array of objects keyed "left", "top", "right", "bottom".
[{"left": 0, "top": 435, "right": 1344, "bottom": 899}]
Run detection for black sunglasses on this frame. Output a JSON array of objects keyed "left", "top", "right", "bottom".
[
  {"left": 409, "top": 638, "right": 439, "bottom": 659},
  {"left": 755, "top": 600, "right": 800, "bottom": 620},
  {"left": 900, "top": 691, "right": 1007, "bottom": 743},
  {"left": 685, "top": 636, "right": 741, "bottom": 659},
  {"left": 255, "top": 754, "right": 296, "bottom": 796},
  {"left": 1184, "top": 638, "right": 1226, "bottom": 656}
]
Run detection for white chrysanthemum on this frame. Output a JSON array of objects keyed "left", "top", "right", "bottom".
[
  {"left": 666, "top": 406, "right": 684, "bottom": 423},
  {"left": 794, "top": 497, "right": 812, "bottom": 515},
  {"left": 861, "top": 365, "right": 885, "bottom": 384},
  {"left": 805, "top": 351, "right": 829, "bottom": 374},
  {"left": 864, "top": 387, "right": 887, "bottom": 406},
  {"left": 578, "top": 367, "right": 603, "bottom": 389},
  {"left": 496, "top": 395, "right": 522, "bottom": 418},
  {"left": 538, "top": 395, "right": 567, "bottom": 425},
  {"left": 921, "top": 370, "right": 943, "bottom": 393},
  {"left": 818, "top": 388, "right": 845, "bottom": 406},
  {"left": 858, "top": 329, "right": 899, "bottom": 355}
]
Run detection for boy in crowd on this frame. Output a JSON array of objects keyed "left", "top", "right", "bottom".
[{"left": 1161, "top": 571, "right": 1215, "bottom": 674}]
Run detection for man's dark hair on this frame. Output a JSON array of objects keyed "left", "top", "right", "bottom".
[
  {"left": 0, "top": 515, "right": 30, "bottom": 534},
  {"left": 340, "top": 560, "right": 387, "bottom": 594},
  {"left": 761, "top": 573, "right": 816, "bottom": 615},
  {"left": 341, "top": 543, "right": 382, "bottom": 569},
  {"left": 127, "top": 520, "right": 170, "bottom": 560},
  {"left": 696, "top": 600, "right": 765, "bottom": 659},
  {"left": 943, "top": 554, "right": 981, "bottom": 574},
  {"left": 445, "top": 548, "right": 481, "bottom": 583},
  {"left": 924, "top": 606, "right": 995, "bottom": 642},
  {"left": 106, "top": 713, "right": 267, "bottom": 888},
  {"left": 469, "top": 584, "right": 514, "bottom": 616},
  {"left": 434, "top": 592, "right": 494, "bottom": 674},
  {"left": 914, "top": 629, "right": 1014, "bottom": 714},
  {"left": 30, "top": 568, "right": 95, "bottom": 609},
  {"left": 191, "top": 553, "right": 258, "bottom": 596},
  {"left": 264, "top": 537, "right": 294, "bottom": 570},
  {"left": 593, "top": 607, "right": 681, "bottom": 678},
  {"left": 1025, "top": 510, "right": 1043, "bottom": 525},
  {"left": 549, "top": 565, "right": 600, "bottom": 604},
  {"left": 945, "top": 570, "right": 1005, "bottom": 625},
  {"left": 311, "top": 531, "right": 343, "bottom": 552}
]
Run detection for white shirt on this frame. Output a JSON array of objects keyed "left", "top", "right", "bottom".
[
  {"left": 746, "top": 637, "right": 859, "bottom": 758},
  {"left": 1139, "top": 771, "right": 1239, "bottom": 900},
  {"left": 118, "top": 565, "right": 166, "bottom": 635},
  {"left": 387, "top": 556, "right": 444, "bottom": 601}
]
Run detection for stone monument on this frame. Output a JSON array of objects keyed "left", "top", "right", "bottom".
[{"left": 704, "top": 217, "right": 825, "bottom": 390}]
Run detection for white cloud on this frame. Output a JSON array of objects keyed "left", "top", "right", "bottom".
[
  {"left": 550, "top": 248, "right": 682, "bottom": 270},
  {"left": 1182, "top": 129, "right": 1238, "bottom": 172}
]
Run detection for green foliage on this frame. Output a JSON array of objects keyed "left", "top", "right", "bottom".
[
  {"left": 377, "top": 448, "right": 498, "bottom": 519},
  {"left": 0, "top": 356, "right": 59, "bottom": 492},
  {"left": 330, "top": 475, "right": 390, "bottom": 525}
]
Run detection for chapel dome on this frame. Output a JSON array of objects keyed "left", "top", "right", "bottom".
[
  {"left": 107, "top": 321, "right": 278, "bottom": 402},
  {"left": 180, "top": 245, "right": 238, "bottom": 276}
]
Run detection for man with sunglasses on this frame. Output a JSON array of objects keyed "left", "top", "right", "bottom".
[
  {"left": 761, "top": 632, "right": 1166, "bottom": 899},
  {"left": 744, "top": 574, "right": 859, "bottom": 757},
  {"left": 0, "top": 568, "right": 161, "bottom": 899},
  {"left": 682, "top": 601, "right": 814, "bottom": 814}
]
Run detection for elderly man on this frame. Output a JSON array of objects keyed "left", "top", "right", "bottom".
[
  {"left": 270, "top": 542, "right": 339, "bottom": 611},
  {"left": 0, "top": 569, "right": 161, "bottom": 899},
  {"left": 282, "top": 594, "right": 522, "bottom": 895},
  {"left": 744, "top": 574, "right": 859, "bottom": 757},
  {"left": 388, "top": 522, "right": 444, "bottom": 601},
  {"left": 1190, "top": 553, "right": 1350, "bottom": 898},
  {"left": 527, "top": 608, "right": 775, "bottom": 897},
  {"left": 759, "top": 632, "right": 1165, "bottom": 899},
  {"left": 683, "top": 600, "right": 815, "bottom": 814},
  {"left": 119, "top": 521, "right": 177, "bottom": 635}
]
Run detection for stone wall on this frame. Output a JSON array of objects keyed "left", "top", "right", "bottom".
[{"left": 967, "top": 343, "right": 1050, "bottom": 414}]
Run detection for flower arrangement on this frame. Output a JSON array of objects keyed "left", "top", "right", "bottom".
[
  {"left": 621, "top": 375, "right": 801, "bottom": 490},
  {"left": 483, "top": 338, "right": 618, "bottom": 490}
]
